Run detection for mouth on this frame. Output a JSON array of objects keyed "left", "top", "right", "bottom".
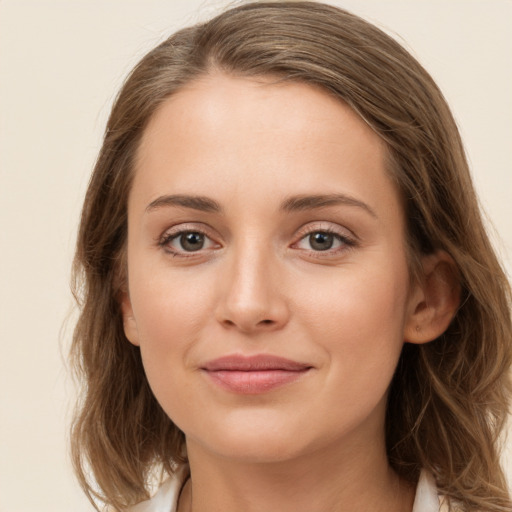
[{"left": 201, "top": 354, "right": 313, "bottom": 394}]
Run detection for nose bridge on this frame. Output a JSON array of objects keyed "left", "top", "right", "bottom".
[{"left": 216, "top": 234, "right": 288, "bottom": 332}]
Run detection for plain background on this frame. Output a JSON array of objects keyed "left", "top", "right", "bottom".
[{"left": 0, "top": 1, "right": 511, "bottom": 511}]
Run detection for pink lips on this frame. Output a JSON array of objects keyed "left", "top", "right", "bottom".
[{"left": 201, "top": 355, "right": 312, "bottom": 394}]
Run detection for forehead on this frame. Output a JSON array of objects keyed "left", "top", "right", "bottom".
[
  {"left": 132, "top": 73, "right": 401, "bottom": 222},
  {"left": 139, "top": 73, "right": 380, "bottom": 150}
]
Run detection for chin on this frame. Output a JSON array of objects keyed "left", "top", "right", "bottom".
[
  {"left": 200, "top": 434, "right": 308, "bottom": 464},
  {"left": 184, "top": 410, "right": 316, "bottom": 463}
]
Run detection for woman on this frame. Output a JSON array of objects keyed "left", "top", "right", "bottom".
[{"left": 70, "top": 2, "right": 512, "bottom": 511}]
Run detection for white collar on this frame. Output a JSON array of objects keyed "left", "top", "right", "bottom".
[
  {"left": 130, "top": 466, "right": 442, "bottom": 512},
  {"left": 128, "top": 464, "right": 189, "bottom": 512},
  {"left": 412, "top": 470, "right": 442, "bottom": 512}
]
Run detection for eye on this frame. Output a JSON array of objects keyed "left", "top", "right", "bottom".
[
  {"left": 175, "top": 232, "right": 206, "bottom": 252},
  {"left": 160, "top": 229, "right": 219, "bottom": 255},
  {"left": 305, "top": 232, "right": 337, "bottom": 251},
  {"left": 293, "top": 227, "right": 356, "bottom": 254}
]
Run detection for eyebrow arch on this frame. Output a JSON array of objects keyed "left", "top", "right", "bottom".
[
  {"left": 280, "top": 194, "right": 377, "bottom": 218},
  {"left": 146, "top": 194, "right": 222, "bottom": 213}
]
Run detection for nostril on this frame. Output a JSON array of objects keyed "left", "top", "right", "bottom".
[{"left": 259, "top": 319, "right": 274, "bottom": 325}]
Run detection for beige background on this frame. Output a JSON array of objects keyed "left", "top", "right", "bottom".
[{"left": 0, "top": 1, "right": 511, "bottom": 511}]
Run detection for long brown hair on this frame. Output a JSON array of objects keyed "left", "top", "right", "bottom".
[{"left": 71, "top": 2, "right": 512, "bottom": 510}]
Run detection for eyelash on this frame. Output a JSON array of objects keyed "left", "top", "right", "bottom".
[{"left": 157, "top": 224, "right": 357, "bottom": 258}]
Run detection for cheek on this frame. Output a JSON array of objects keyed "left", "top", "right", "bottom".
[
  {"left": 295, "top": 260, "right": 410, "bottom": 379},
  {"left": 128, "top": 271, "right": 216, "bottom": 424},
  {"left": 128, "top": 266, "right": 216, "bottom": 362},
  {"left": 299, "top": 262, "right": 408, "bottom": 331}
]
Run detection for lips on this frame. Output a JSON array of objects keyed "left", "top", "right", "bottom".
[{"left": 201, "top": 355, "right": 312, "bottom": 394}]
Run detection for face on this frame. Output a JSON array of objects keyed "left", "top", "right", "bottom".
[{"left": 122, "top": 73, "right": 420, "bottom": 464}]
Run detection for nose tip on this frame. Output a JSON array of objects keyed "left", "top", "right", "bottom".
[{"left": 215, "top": 258, "right": 290, "bottom": 334}]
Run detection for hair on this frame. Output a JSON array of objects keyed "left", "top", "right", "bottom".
[{"left": 71, "top": 2, "right": 512, "bottom": 511}]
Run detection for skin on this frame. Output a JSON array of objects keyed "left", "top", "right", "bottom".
[{"left": 122, "top": 73, "right": 458, "bottom": 512}]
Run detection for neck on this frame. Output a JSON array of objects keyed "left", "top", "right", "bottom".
[{"left": 179, "top": 437, "right": 415, "bottom": 512}]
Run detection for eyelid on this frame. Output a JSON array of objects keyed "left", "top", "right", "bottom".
[{"left": 294, "top": 222, "right": 357, "bottom": 243}]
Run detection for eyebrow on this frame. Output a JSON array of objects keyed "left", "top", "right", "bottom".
[
  {"left": 145, "top": 193, "right": 376, "bottom": 218},
  {"left": 146, "top": 194, "right": 222, "bottom": 213},
  {"left": 280, "top": 194, "right": 377, "bottom": 218}
]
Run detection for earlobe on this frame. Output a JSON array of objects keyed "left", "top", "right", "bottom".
[
  {"left": 404, "top": 251, "right": 460, "bottom": 344},
  {"left": 120, "top": 293, "right": 140, "bottom": 346}
]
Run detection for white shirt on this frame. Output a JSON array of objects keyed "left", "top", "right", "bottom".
[{"left": 129, "top": 467, "right": 449, "bottom": 512}]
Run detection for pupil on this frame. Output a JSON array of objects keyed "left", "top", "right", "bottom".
[
  {"left": 181, "top": 232, "right": 204, "bottom": 251},
  {"left": 310, "top": 232, "right": 333, "bottom": 251}
]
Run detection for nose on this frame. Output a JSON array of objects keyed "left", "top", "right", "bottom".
[{"left": 214, "top": 245, "right": 290, "bottom": 334}]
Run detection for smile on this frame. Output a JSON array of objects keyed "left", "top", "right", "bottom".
[{"left": 201, "top": 355, "right": 313, "bottom": 394}]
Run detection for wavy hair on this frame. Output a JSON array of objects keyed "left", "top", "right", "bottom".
[{"left": 71, "top": 2, "right": 512, "bottom": 510}]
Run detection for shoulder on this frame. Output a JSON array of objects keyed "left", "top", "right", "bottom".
[{"left": 126, "top": 465, "right": 189, "bottom": 512}]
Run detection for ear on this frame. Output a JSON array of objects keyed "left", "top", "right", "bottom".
[
  {"left": 404, "top": 251, "right": 460, "bottom": 344},
  {"left": 120, "top": 292, "right": 140, "bottom": 346}
]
